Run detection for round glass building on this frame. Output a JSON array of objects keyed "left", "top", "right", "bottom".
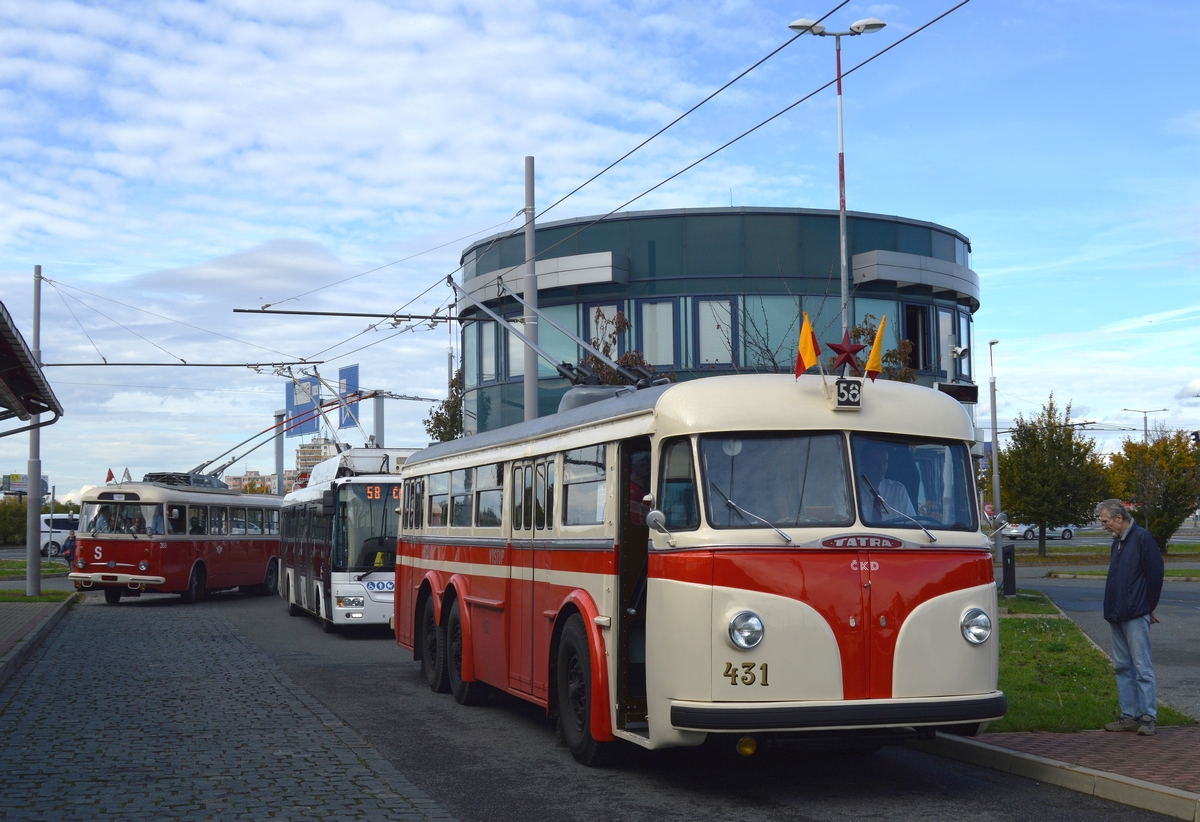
[{"left": 457, "top": 206, "right": 978, "bottom": 435}]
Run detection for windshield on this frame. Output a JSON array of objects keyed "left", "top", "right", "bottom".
[
  {"left": 334, "top": 482, "right": 399, "bottom": 571},
  {"left": 851, "top": 435, "right": 977, "bottom": 531},
  {"left": 699, "top": 433, "right": 853, "bottom": 529},
  {"left": 80, "top": 502, "right": 165, "bottom": 535}
]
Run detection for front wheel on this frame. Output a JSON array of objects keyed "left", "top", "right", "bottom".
[
  {"left": 321, "top": 592, "right": 338, "bottom": 634},
  {"left": 1060, "top": 529, "right": 1073, "bottom": 540},
  {"left": 287, "top": 577, "right": 303, "bottom": 617},
  {"left": 419, "top": 596, "right": 450, "bottom": 693},
  {"left": 447, "top": 599, "right": 487, "bottom": 706},
  {"left": 180, "top": 564, "right": 205, "bottom": 604},
  {"left": 260, "top": 558, "right": 279, "bottom": 597},
  {"left": 1024, "top": 529, "right": 1035, "bottom": 540},
  {"left": 104, "top": 587, "right": 122, "bottom": 605},
  {"left": 48, "top": 542, "right": 61, "bottom": 557},
  {"left": 556, "top": 615, "right": 614, "bottom": 767}
]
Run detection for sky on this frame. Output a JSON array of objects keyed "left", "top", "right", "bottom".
[{"left": 1, "top": 0, "right": 1197, "bottom": 502}]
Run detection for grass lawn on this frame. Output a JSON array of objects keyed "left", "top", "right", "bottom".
[
  {"left": 1000, "top": 589, "right": 1062, "bottom": 615},
  {"left": 1049, "top": 569, "right": 1200, "bottom": 579},
  {"left": 0, "top": 559, "right": 67, "bottom": 579},
  {"left": 988, "top": 591, "right": 1197, "bottom": 733},
  {"left": 0, "top": 590, "right": 81, "bottom": 604},
  {"left": 1012, "top": 543, "right": 1200, "bottom": 565}
]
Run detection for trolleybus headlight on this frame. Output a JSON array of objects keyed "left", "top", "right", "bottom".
[
  {"left": 960, "top": 608, "right": 992, "bottom": 644},
  {"left": 138, "top": 560, "right": 149, "bottom": 571},
  {"left": 337, "top": 596, "right": 365, "bottom": 608},
  {"left": 729, "top": 611, "right": 765, "bottom": 649}
]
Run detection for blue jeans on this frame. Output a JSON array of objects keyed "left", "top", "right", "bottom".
[{"left": 1110, "top": 614, "right": 1156, "bottom": 720}]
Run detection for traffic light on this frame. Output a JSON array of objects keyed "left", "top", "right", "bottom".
[{"left": 1191, "top": 431, "right": 1199, "bottom": 443}]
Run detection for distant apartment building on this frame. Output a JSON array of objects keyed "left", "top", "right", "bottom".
[
  {"left": 222, "top": 469, "right": 299, "bottom": 495},
  {"left": 295, "top": 437, "right": 341, "bottom": 477}
]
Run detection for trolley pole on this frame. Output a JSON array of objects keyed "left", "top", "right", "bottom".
[
  {"left": 26, "top": 265, "right": 43, "bottom": 596},
  {"left": 522, "top": 156, "right": 539, "bottom": 422},
  {"left": 274, "top": 410, "right": 285, "bottom": 495}
]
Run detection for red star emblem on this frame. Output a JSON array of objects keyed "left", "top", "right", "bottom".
[{"left": 827, "top": 330, "right": 866, "bottom": 375}]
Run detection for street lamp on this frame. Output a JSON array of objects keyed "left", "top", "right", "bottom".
[
  {"left": 789, "top": 16, "right": 886, "bottom": 335},
  {"left": 988, "top": 339, "right": 1000, "bottom": 524},
  {"left": 1123, "top": 408, "right": 1167, "bottom": 443}
]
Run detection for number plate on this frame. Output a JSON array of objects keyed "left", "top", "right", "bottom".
[{"left": 833, "top": 377, "right": 862, "bottom": 411}]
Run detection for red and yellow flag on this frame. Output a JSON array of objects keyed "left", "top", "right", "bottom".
[
  {"left": 793, "top": 312, "right": 821, "bottom": 378},
  {"left": 864, "top": 316, "right": 887, "bottom": 382}
]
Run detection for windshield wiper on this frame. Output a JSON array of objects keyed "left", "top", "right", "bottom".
[
  {"left": 354, "top": 568, "right": 389, "bottom": 580},
  {"left": 860, "top": 474, "right": 936, "bottom": 543},
  {"left": 708, "top": 481, "right": 792, "bottom": 544}
]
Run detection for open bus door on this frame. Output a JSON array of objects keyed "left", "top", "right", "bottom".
[{"left": 616, "top": 436, "right": 651, "bottom": 733}]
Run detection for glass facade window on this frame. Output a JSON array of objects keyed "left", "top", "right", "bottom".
[
  {"left": 938, "top": 308, "right": 955, "bottom": 377},
  {"left": 696, "top": 299, "right": 733, "bottom": 365},
  {"left": 802, "top": 295, "right": 842, "bottom": 348},
  {"left": 539, "top": 304, "right": 579, "bottom": 377},
  {"left": 481, "top": 321, "right": 496, "bottom": 383},
  {"left": 588, "top": 304, "right": 620, "bottom": 349},
  {"left": 854, "top": 299, "right": 900, "bottom": 351},
  {"left": 507, "top": 322, "right": 524, "bottom": 379},
  {"left": 904, "top": 304, "right": 931, "bottom": 372},
  {"left": 958, "top": 312, "right": 972, "bottom": 380},
  {"left": 463, "top": 322, "right": 478, "bottom": 389},
  {"left": 639, "top": 300, "right": 676, "bottom": 367},
  {"left": 742, "top": 295, "right": 800, "bottom": 372}
]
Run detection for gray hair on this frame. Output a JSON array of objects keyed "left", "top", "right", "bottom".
[{"left": 1095, "top": 499, "right": 1130, "bottom": 522}]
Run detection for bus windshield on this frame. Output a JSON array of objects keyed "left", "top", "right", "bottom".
[
  {"left": 699, "top": 433, "right": 854, "bottom": 529},
  {"left": 335, "top": 482, "right": 399, "bottom": 572},
  {"left": 850, "top": 435, "right": 977, "bottom": 532},
  {"left": 80, "top": 502, "right": 166, "bottom": 535}
]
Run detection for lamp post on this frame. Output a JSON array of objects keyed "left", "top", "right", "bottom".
[
  {"left": 988, "top": 339, "right": 1001, "bottom": 522},
  {"left": 1122, "top": 408, "right": 1167, "bottom": 443},
  {"left": 789, "top": 16, "right": 886, "bottom": 335}
]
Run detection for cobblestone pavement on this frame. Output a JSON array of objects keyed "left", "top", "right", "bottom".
[
  {"left": 985, "top": 726, "right": 1200, "bottom": 795},
  {"left": 0, "top": 596, "right": 454, "bottom": 820}
]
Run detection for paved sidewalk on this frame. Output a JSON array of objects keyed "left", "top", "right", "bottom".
[{"left": 0, "top": 597, "right": 455, "bottom": 820}]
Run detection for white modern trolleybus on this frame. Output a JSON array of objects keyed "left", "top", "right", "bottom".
[
  {"left": 394, "top": 373, "right": 1006, "bottom": 765},
  {"left": 280, "top": 447, "right": 418, "bottom": 632}
]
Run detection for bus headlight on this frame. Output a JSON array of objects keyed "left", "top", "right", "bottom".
[
  {"left": 337, "top": 596, "right": 365, "bottom": 608},
  {"left": 138, "top": 561, "right": 149, "bottom": 571},
  {"left": 729, "top": 611, "right": 765, "bottom": 649},
  {"left": 75, "top": 557, "right": 85, "bottom": 570},
  {"left": 961, "top": 608, "right": 992, "bottom": 644}
]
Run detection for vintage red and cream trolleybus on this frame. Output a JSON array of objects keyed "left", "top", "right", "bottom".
[
  {"left": 395, "top": 374, "right": 1005, "bottom": 764},
  {"left": 71, "top": 473, "right": 281, "bottom": 604}
]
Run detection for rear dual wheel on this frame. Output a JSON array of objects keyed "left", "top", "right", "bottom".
[{"left": 419, "top": 596, "right": 450, "bottom": 693}]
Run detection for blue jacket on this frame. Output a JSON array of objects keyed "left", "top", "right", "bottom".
[{"left": 1103, "top": 521, "right": 1165, "bottom": 622}]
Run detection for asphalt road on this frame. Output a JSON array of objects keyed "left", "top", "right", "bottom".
[
  {"left": 1019, "top": 570, "right": 1200, "bottom": 720},
  {"left": 208, "top": 593, "right": 1167, "bottom": 822}
]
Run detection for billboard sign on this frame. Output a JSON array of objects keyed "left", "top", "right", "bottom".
[
  {"left": 285, "top": 377, "right": 321, "bottom": 438},
  {"left": 338, "top": 365, "right": 359, "bottom": 429}
]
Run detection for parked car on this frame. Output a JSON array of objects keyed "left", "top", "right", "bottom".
[
  {"left": 1001, "top": 522, "right": 1075, "bottom": 540},
  {"left": 40, "top": 515, "right": 80, "bottom": 556}
]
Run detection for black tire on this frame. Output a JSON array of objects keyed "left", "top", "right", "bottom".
[
  {"left": 447, "top": 599, "right": 487, "bottom": 706},
  {"left": 556, "top": 614, "right": 614, "bottom": 766},
  {"left": 260, "top": 558, "right": 279, "bottom": 597},
  {"left": 287, "top": 577, "right": 303, "bottom": 617},
  {"left": 103, "top": 587, "right": 122, "bottom": 605},
  {"left": 180, "top": 564, "right": 205, "bottom": 604},
  {"left": 419, "top": 596, "right": 450, "bottom": 693},
  {"left": 1024, "top": 529, "right": 1035, "bottom": 540},
  {"left": 321, "top": 591, "right": 338, "bottom": 634},
  {"left": 40, "top": 544, "right": 48, "bottom": 558},
  {"left": 1061, "top": 529, "right": 1073, "bottom": 540},
  {"left": 48, "top": 542, "right": 61, "bottom": 557}
]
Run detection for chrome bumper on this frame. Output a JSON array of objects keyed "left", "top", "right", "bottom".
[{"left": 70, "top": 572, "right": 167, "bottom": 587}]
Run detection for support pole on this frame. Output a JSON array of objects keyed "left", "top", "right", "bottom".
[
  {"left": 274, "top": 410, "right": 285, "bottom": 495},
  {"left": 989, "top": 374, "right": 1004, "bottom": 576},
  {"left": 374, "top": 393, "right": 385, "bottom": 447},
  {"left": 26, "top": 265, "right": 42, "bottom": 596},
  {"left": 836, "top": 35, "right": 849, "bottom": 336},
  {"left": 522, "top": 156, "right": 539, "bottom": 422}
]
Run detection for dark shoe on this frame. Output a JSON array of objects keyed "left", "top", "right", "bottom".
[
  {"left": 1137, "top": 715, "right": 1156, "bottom": 736},
  {"left": 1104, "top": 715, "right": 1139, "bottom": 732}
]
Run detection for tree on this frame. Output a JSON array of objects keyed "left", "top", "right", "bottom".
[
  {"left": 1108, "top": 426, "right": 1200, "bottom": 554},
  {"left": 242, "top": 477, "right": 272, "bottom": 494},
  {"left": 424, "top": 367, "right": 464, "bottom": 443},
  {"left": 1001, "top": 395, "right": 1108, "bottom": 557},
  {"left": 585, "top": 308, "right": 672, "bottom": 385},
  {"left": 823, "top": 314, "right": 916, "bottom": 382}
]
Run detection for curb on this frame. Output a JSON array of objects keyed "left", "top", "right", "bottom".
[
  {"left": 1048, "top": 573, "right": 1200, "bottom": 582},
  {"left": 0, "top": 596, "right": 75, "bottom": 690},
  {"left": 0, "top": 573, "right": 71, "bottom": 582},
  {"left": 909, "top": 732, "right": 1200, "bottom": 821}
]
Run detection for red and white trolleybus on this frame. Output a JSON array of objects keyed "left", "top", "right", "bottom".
[
  {"left": 395, "top": 374, "right": 1005, "bottom": 764},
  {"left": 71, "top": 474, "right": 281, "bottom": 604}
]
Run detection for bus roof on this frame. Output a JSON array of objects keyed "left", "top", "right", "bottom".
[{"left": 403, "top": 374, "right": 974, "bottom": 470}]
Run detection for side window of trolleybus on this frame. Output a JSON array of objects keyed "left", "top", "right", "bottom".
[
  {"left": 188, "top": 506, "right": 208, "bottom": 535},
  {"left": 700, "top": 433, "right": 853, "bottom": 529},
  {"left": 209, "top": 507, "right": 229, "bottom": 536},
  {"left": 659, "top": 438, "right": 699, "bottom": 530},
  {"left": 265, "top": 509, "right": 279, "bottom": 535},
  {"left": 248, "top": 508, "right": 264, "bottom": 535},
  {"left": 475, "top": 464, "right": 503, "bottom": 528},
  {"left": 850, "top": 435, "right": 976, "bottom": 531},
  {"left": 230, "top": 508, "right": 247, "bottom": 535},
  {"left": 563, "top": 445, "right": 606, "bottom": 526},
  {"left": 427, "top": 474, "right": 449, "bottom": 527},
  {"left": 450, "top": 469, "right": 473, "bottom": 527}
]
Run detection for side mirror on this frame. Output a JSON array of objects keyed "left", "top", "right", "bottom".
[
  {"left": 321, "top": 489, "right": 336, "bottom": 517},
  {"left": 645, "top": 509, "right": 675, "bottom": 548},
  {"left": 993, "top": 511, "right": 1008, "bottom": 527}
]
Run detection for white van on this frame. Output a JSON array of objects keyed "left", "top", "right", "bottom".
[{"left": 40, "top": 515, "right": 80, "bottom": 556}]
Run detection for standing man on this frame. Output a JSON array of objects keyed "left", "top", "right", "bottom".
[{"left": 1098, "top": 499, "right": 1165, "bottom": 736}]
